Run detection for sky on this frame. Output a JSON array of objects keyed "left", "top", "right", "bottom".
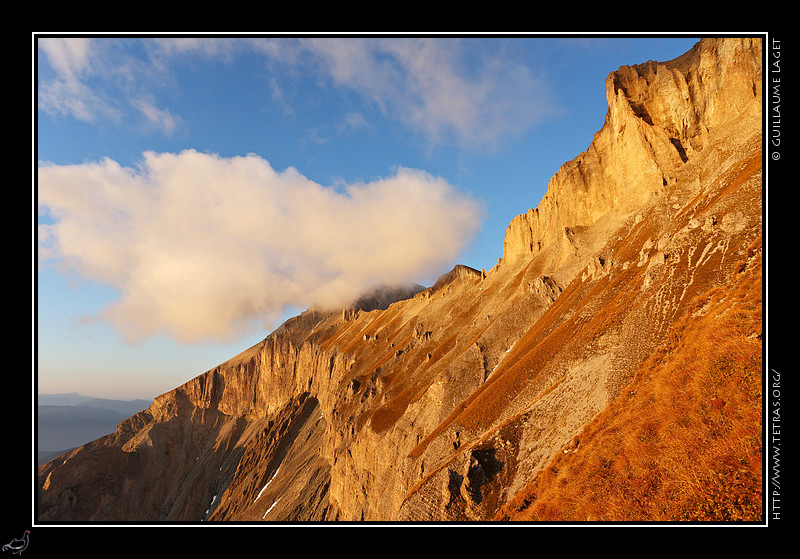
[{"left": 35, "top": 33, "right": 701, "bottom": 401}]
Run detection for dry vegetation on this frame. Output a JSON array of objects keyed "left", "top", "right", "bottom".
[{"left": 496, "top": 238, "right": 763, "bottom": 522}]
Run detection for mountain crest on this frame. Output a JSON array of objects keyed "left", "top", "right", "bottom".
[{"left": 501, "top": 37, "right": 762, "bottom": 269}]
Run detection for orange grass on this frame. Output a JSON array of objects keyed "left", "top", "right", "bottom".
[{"left": 496, "top": 241, "right": 763, "bottom": 522}]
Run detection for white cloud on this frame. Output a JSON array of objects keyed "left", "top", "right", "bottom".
[
  {"left": 130, "top": 97, "right": 180, "bottom": 135},
  {"left": 37, "top": 36, "right": 561, "bottom": 148},
  {"left": 37, "top": 150, "right": 482, "bottom": 344},
  {"left": 294, "top": 37, "right": 560, "bottom": 149},
  {"left": 38, "top": 37, "right": 92, "bottom": 79},
  {"left": 37, "top": 37, "right": 175, "bottom": 129},
  {"left": 37, "top": 37, "right": 121, "bottom": 123}
]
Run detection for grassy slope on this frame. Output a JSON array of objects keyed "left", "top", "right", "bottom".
[{"left": 495, "top": 236, "right": 763, "bottom": 522}]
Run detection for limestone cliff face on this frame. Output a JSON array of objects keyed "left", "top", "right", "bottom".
[
  {"left": 37, "top": 38, "right": 764, "bottom": 523},
  {"left": 502, "top": 37, "right": 762, "bottom": 267}
]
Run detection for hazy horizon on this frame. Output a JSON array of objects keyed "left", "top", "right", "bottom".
[
  {"left": 35, "top": 33, "right": 701, "bottom": 402},
  {"left": 37, "top": 391, "right": 153, "bottom": 402}
]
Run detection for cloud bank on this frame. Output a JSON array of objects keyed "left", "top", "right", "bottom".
[{"left": 38, "top": 150, "right": 482, "bottom": 344}]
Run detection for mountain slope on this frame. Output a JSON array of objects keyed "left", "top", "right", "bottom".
[
  {"left": 495, "top": 237, "right": 762, "bottom": 521},
  {"left": 36, "top": 37, "right": 763, "bottom": 523}
]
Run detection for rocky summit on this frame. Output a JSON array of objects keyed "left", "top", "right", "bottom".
[{"left": 37, "top": 37, "right": 764, "bottom": 523}]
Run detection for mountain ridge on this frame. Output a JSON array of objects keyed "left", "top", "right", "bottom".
[{"left": 36, "top": 37, "right": 764, "bottom": 523}]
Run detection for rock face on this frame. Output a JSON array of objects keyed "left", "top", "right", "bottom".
[
  {"left": 502, "top": 37, "right": 762, "bottom": 267},
  {"left": 37, "top": 38, "right": 764, "bottom": 523}
]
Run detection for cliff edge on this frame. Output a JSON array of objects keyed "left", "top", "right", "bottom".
[{"left": 502, "top": 38, "right": 761, "bottom": 269}]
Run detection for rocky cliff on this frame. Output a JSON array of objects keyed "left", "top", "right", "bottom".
[{"left": 37, "top": 37, "right": 764, "bottom": 523}]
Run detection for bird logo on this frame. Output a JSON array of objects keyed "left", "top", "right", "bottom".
[{"left": 2, "top": 531, "right": 29, "bottom": 555}]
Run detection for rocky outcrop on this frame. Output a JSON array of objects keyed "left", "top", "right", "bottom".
[
  {"left": 502, "top": 37, "right": 762, "bottom": 268},
  {"left": 36, "top": 37, "right": 763, "bottom": 523}
]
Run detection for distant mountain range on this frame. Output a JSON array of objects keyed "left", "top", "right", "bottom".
[{"left": 37, "top": 393, "right": 152, "bottom": 465}]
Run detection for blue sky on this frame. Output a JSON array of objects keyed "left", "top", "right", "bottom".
[{"left": 35, "top": 34, "right": 700, "bottom": 400}]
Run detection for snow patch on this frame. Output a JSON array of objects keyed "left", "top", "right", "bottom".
[
  {"left": 254, "top": 467, "right": 280, "bottom": 503},
  {"left": 203, "top": 494, "right": 218, "bottom": 518},
  {"left": 263, "top": 497, "right": 282, "bottom": 519}
]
